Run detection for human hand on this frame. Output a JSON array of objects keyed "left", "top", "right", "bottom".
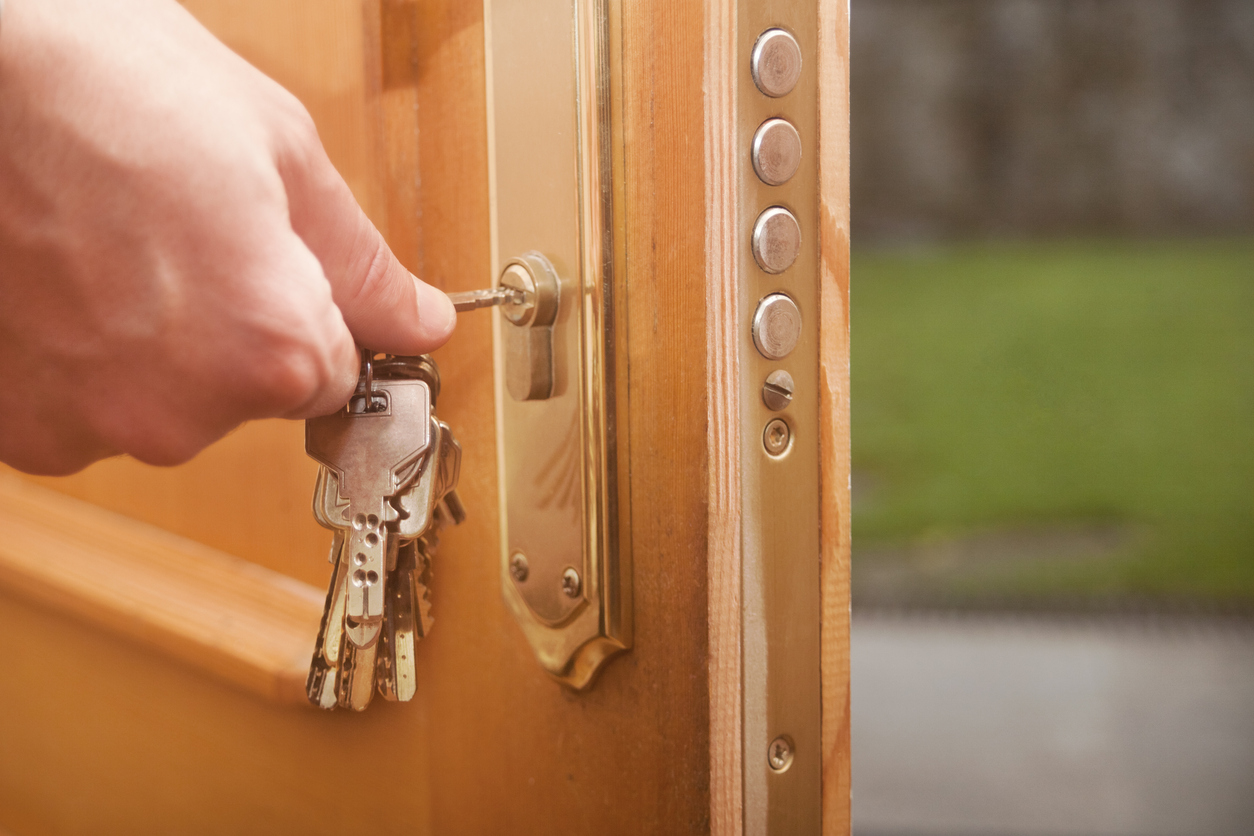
[{"left": 0, "top": 0, "right": 456, "bottom": 475}]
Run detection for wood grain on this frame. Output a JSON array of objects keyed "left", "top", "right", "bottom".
[
  {"left": 0, "top": 473, "right": 321, "bottom": 704},
  {"left": 703, "top": 0, "right": 744, "bottom": 834},
  {"left": 413, "top": 2, "right": 714, "bottom": 832},
  {"left": 819, "top": 0, "right": 854, "bottom": 832}
]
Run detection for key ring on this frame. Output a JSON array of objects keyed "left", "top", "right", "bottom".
[{"left": 360, "top": 348, "right": 376, "bottom": 411}]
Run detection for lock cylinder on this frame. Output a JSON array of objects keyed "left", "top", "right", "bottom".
[{"left": 497, "top": 253, "right": 560, "bottom": 402}]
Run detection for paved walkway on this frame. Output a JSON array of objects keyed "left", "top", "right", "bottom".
[{"left": 852, "top": 612, "right": 1254, "bottom": 836}]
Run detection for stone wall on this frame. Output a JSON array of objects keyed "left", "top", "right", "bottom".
[{"left": 852, "top": 0, "right": 1254, "bottom": 241}]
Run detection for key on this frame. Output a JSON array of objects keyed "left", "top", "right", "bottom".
[
  {"left": 393, "top": 420, "right": 442, "bottom": 541},
  {"left": 313, "top": 465, "right": 350, "bottom": 535},
  {"left": 391, "top": 418, "right": 463, "bottom": 541},
  {"left": 447, "top": 287, "right": 525, "bottom": 312},
  {"left": 306, "top": 530, "right": 347, "bottom": 709},
  {"left": 442, "top": 490, "right": 468, "bottom": 526},
  {"left": 337, "top": 633, "right": 379, "bottom": 711},
  {"left": 375, "top": 421, "right": 464, "bottom": 702},
  {"left": 378, "top": 540, "right": 420, "bottom": 702},
  {"left": 306, "top": 376, "right": 432, "bottom": 628},
  {"left": 315, "top": 463, "right": 391, "bottom": 650},
  {"left": 433, "top": 420, "right": 463, "bottom": 502},
  {"left": 412, "top": 534, "right": 436, "bottom": 638}
]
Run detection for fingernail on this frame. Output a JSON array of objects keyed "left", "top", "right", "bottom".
[{"left": 414, "top": 278, "right": 457, "bottom": 343}]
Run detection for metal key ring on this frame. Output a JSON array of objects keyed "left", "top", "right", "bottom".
[{"left": 361, "top": 348, "right": 375, "bottom": 410}]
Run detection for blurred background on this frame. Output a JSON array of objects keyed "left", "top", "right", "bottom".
[{"left": 847, "top": 1, "right": 1254, "bottom": 834}]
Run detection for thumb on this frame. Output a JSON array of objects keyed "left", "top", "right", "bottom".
[{"left": 278, "top": 134, "right": 456, "bottom": 355}]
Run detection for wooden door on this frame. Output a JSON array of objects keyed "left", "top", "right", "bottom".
[{"left": 0, "top": 1, "right": 850, "bottom": 833}]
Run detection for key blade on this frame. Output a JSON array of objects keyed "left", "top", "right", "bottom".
[
  {"left": 389, "top": 541, "right": 420, "bottom": 702},
  {"left": 306, "top": 532, "right": 348, "bottom": 709},
  {"left": 323, "top": 534, "right": 349, "bottom": 665},
  {"left": 447, "top": 287, "right": 526, "bottom": 312}
]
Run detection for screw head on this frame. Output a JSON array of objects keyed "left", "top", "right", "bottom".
[
  {"left": 763, "top": 418, "right": 791, "bottom": 456},
  {"left": 561, "top": 567, "right": 582, "bottom": 598},
  {"left": 768, "top": 736, "right": 795, "bottom": 772},
  {"left": 509, "top": 551, "right": 530, "bottom": 582},
  {"left": 762, "top": 369, "right": 795, "bottom": 411}
]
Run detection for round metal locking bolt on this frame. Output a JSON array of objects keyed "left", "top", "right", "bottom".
[
  {"left": 509, "top": 551, "right": 530, "bottom": 583},
  {"left": 752, "top": 118, "right": 802, "bottom": 186},
  {"left": 752, "top": 293, "right": 802, "bottom": 360},
  {"left": 752, "top": 206, "right": 802, "bottom": 274},
  {"left": 561, "top": 567, "right": 582, "bottom": 598},
  {"left": 751, "top": 29, "right": 803, "bottom": 98},
  {"left": 768, "top": 736, "right": 795, "bottom": 772},
  {"left": 761, "top": 369, "right": 795, "bottom": 411}
]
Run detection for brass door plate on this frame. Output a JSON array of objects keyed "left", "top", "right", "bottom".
[{"left": 484, "top": 0, "right": 630, "bottom": 689}]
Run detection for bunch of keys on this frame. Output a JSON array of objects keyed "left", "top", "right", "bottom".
[
  {"left": 303, "top": 352, "right": 465, "bottom": 711},
  {"left": 301, "top": 289, "right": 525, "bottom": 711}
]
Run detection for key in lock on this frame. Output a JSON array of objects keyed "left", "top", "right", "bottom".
[{"left": 447, "top": 251, "right": 561, "bottom": 402}]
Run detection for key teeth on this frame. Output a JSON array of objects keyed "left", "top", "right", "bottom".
[{"left": 414, "top": 542, "right": 436, "bottom": 636}]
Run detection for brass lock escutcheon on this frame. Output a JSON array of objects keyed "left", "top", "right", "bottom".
[{"left": 486, "top": 0, "right": 630, "bottom": 689}]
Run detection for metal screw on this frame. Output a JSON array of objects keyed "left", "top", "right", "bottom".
[
  {"left": 768, "top": 736, "right": 795, "bottom": 772},
  {"left": 509, "top": 551, "right": 530, "bottom": 582},
  {"left": 763, "top": 418, "right": 791, "bottom": 456},
  {"left": 561, "top": 567, "right": 582, "bottom": 598},
  {"left": 761, "top": 369, "right": 795, "bottom": 411}
]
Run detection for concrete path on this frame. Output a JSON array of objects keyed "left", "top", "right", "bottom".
[{"left": 852, "top": 612, "right": 1254, "bottom": 836}]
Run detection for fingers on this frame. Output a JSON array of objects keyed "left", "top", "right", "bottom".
[
  {"left": 275, "top": 121, "right": 456, "bottom": 356},
  {"left": 235, "top": 233, "right": 362, "bottom": 422}
]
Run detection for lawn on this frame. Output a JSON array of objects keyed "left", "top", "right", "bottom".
[{"left": 851, "top": 239, "right": 1254, "bottom": 603}]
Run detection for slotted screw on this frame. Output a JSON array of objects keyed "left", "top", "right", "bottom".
[
  {"left": 509, "top": 551, "right": 530, "bottom": 582},
  {"left": 762, "top": 369, "right": 795, "bottom": 411}
]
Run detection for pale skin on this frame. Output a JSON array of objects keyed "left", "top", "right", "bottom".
[{"left": 0, "top": 0, "right": 457, "bottom": 476}]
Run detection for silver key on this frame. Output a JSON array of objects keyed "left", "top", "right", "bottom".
[
  {"left": 306, "top": 377, "right": 431, "bottom": 627},
  {"left": 393, "top": 420, "right": 442, "bottom": 541},
  {"left": 447, "top": 287, "right": 525, "bottom": 312},
  {"left": 312, "top": 465, "right": 350, "bottom": 536}
]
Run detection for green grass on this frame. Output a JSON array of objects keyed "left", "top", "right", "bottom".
[{"left": 852, "top": 239, "right": 1254, "bottom": 601}]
